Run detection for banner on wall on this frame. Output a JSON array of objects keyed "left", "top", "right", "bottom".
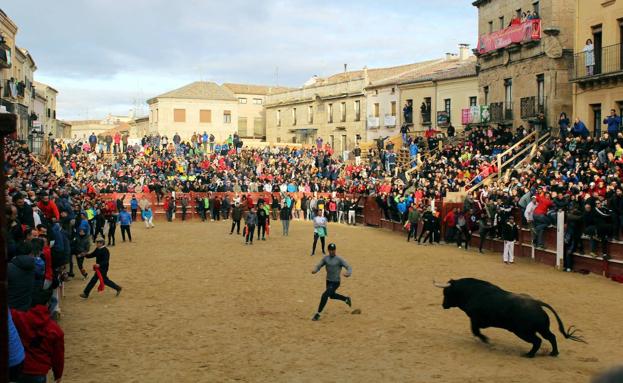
[{"left": 477, "top": 19, "right": 541, "bottom": 54}]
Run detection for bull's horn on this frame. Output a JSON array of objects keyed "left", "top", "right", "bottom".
[{"left": 433, "top": 280, "right": 450, "bottom": 288}]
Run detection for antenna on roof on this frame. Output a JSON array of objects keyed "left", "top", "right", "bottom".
[{"left": 344, "top": 63, "right": 347, "bottom": 73}]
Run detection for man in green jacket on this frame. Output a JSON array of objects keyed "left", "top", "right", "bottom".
[{"left": 407, "top": 206, "right": 421, "bottom": 242}]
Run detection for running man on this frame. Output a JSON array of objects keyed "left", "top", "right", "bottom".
[{"left": 311, "top": 243, "right": 352, "bottom": 321}]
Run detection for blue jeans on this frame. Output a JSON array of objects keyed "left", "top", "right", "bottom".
[
  {"left": 20, "top": 374, "right": 46, "bottom": 383},
  {"left": 533, "top": 214, "right": 550, "bottom": 247}
]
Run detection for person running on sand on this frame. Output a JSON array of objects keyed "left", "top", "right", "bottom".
[{"left": 311, "top": 243, "right": 352, "bottom": 321}]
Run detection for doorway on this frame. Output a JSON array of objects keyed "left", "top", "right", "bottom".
[{"left": 592, "top": 104, "right": 602, "bottom": 136}]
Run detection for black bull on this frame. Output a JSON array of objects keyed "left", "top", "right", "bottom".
[{"left": 435, "top": 278, "right": 586, "bottom": 357}]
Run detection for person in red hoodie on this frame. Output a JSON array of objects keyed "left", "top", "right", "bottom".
[
  {"left": 533, "top": 190, "right": 554, "bottom": 248},
  {"left": 37, "top": 193, "right": 60, "bottom": 223},
  {"left": 11, "top": 305, "right": 64, "bottom": 383}
]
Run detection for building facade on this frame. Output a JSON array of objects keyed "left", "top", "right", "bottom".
[
  {"left": 33, "top": 81, "right": 57, "bottom": 137},
  {"left": 473, "top": 0, "right": 575, "bottom": 131},
  {"left": 147, "top": 81, "right": 239, "bottom": 141},
  {"left": 571, "top": 0, "right": 623, "bottom": 135},
  {"left": 264, "top": 61, "right": 458, "bottom": 150},
  {"left": 222, "top": 83, "right": 290, "bottom": 139}
]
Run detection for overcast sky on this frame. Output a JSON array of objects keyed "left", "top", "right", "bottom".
[{"left": 4, "top": 1, "right": 477, "bottom": 121}]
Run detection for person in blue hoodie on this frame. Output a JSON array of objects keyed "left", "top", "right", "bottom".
[
  {"left": 130, "top": 194, "right": 139, "bottom": 221},
  {"left": 603, "top": 109, "right": 621, "bottom": 136},
  {"left": 119, "top": 208, "right": 133, "bottom": 242},
  {"left": 572, "top": 117, "right": 589, "bottom": 138}
]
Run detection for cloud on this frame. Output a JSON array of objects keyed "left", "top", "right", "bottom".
[{"left": 3, "top": 1, "right": 477, "bottom": 119}]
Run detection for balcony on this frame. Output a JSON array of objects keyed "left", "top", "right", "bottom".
[
  {"left": 489, "top": 102, "right": 504, "bottom": 123},
  {"left": 367, "top": 116, "right": 380, "bottom": 129},
  {"left": 421, "top": 111, "right": 431, "bottom": 125},
  {"left": 0, "top": 40, "right": 10, "bottom": 69},
  {"left": 572, "top": 42, "right": 623, "bottom": 85},
  {"left": 520, "top": 97, "right": 545, "bottom": 119},
  {"left": 476, "top": 19, "right": 541, "bottom": 56}
]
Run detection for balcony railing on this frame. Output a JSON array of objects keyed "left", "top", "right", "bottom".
[
  {"left": 520, "top": 97, "right": 545, "bottom": 119},
  {"left": 572, "top": 42, "right": 623, "bottom": 81},
  {"left": 476, "top": 19, "right": 541, "bottom": 55},
  {"left": 489, "top": 102, "right": 504, "bottom": 123},
  {"left": 421, "top": 111, "right": 431, "bottom": 125}
]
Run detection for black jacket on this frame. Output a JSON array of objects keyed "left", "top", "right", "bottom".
[
  {"left": 16, "top": 204, "right": 34, "bottom": 228},
  {"left": 501, "top": 222, "right": 519, "bottom": 242},
  {"left": 8, "top": 255, "right": 35, "bottom": 311},
  {"left": 85, "top": 246, "right": 111, "bottom": 269}
]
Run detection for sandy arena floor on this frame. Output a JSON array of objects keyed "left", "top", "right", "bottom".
[{"left": 59, "top": 219, "right": 623, "bottom": 383}]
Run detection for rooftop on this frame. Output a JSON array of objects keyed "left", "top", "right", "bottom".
[
  {"left": 222, "top": 83, "right": 293, "bottom": 95},
  {"left": 148, "top": 81, "right": 237, "bottom": 103}
]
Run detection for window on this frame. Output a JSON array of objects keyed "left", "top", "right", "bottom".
[
  {"left": 253, "top": 98, "right": 263, "bottom": 105},
  {"left": 537, "top": 74, "right": 545, "bottom": 108},
  {"left": 484, "top": 86, "right": 489, "bottom": 105},
  {"left": 391, "top": 87, "right": 395, "bottom": 94},
  {"left": 277, "top": 137, "right": 281, "bottom": 143},
  {"left": 533, "top": 1, "right": 540, "bottom": 16},
  {"left": 504, "top": 79, "right": 513, "bottom": 108},
  {"left": 292, "top": 108, "right": 297, "bottom": 125},
  {"left": 238, "top": 117, "right": 248, "bottom": 136},
  {"left": 277, "top": 110, "right": 281, "bottom": 127},
  {"left": 354, "top": 100, "right": 361, "bottom": 121},
  {"left": 223, "top": 110, "right": 231, "bottom": 124},
  {"left": 499, "top": 16, "right": 505, "bottom": 30},
  {"left": 47, "top": 108, "right": 50, "bottom": 118},
  {"left": 328, "top": 103, "right": 333, "bottom": 123},
  {"left": 340, "top": 102, "right": 346, "bottom": 122},
  {"left": 174, "top": 109, "right": 186, "bottom": 122},
  {"left": 155, "top": 108, "right": 159, "bottom": 122},
  {"left": 308, "top": 105, "right": 313, "bottom": 123},
  {"left": 469, "top": 96, "right": 478, "bottom": 107},
  {"left": 592, "top": 104, "right": 602, "bottom": 136},
  {"left": 238, "top": 98, "right": 247, "bottom": 104},
  {"left": 254, "top": 117, "right": 263, "bottom": 136},
  {"left": 199, "top": 109, "right": 212, "bottom": 123},
  {"left": 374, "top": 103, "right": 380, "bottom": 118},
  {"left": 53, "top": 110, "right": 56, "bottom": 119},
  {"left": 391, "top": 101, "right": 397, "bottom": 117},
  {"left": 488, "top": 21, "right": 493, "bottom": 33},
  {"left": 444, "top": 99, "right": 451, "bottom": 114}
]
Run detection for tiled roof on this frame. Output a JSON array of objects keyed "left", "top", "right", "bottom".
[
  {"left": 393, "top": 57, "right": 477, "bottom": 85},
  {"left": 148, "top": 81, "right": 237, "bottom": 102},
  {"left": 222, "top": 83, "right": 293, "bottom": 95}
]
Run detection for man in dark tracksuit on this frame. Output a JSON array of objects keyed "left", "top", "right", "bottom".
[
  {"left": 230, "top": 203, "right": 243, "bottom": 235},
  {"left": 256, "top": 203, "right": 268, "bottom": 240},
  {"left": 311, "top": 243, "right": 352, "bottom": 321},
  {"left": 79, "top": 238, "right": 122, "bottom": 298},
  {"left": 245, "top": 208, "right": 257, "bottom": 245}
]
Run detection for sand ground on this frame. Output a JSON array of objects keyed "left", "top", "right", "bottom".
[{"left": 59, "top": 219, "right": 623, "bottom": 383}]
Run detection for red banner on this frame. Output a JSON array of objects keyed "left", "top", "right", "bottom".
[{"left": 477, "top": 19, "right": 541, "bottom": 54}]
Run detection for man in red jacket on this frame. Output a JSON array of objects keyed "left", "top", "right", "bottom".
[
  {"left": 37, "top": 194, "right": 60, "bottom": 223},
  {"left": 533, "top": 191, "right": 554, "bottom": 248},
  {"left": 11, "top": 305, "right": 64, "bottom": 383}
]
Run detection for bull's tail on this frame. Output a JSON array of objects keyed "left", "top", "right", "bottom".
[{"left": 539, "top": 301, "right": 587, "bottom": 343}]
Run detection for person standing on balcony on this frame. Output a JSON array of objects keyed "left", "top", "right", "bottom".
[
  {"left": 603, "top": 109, "right": 622, "bottom": 136},
  {"left": 583, "top": 39, "right": 595, "bottom": 76},
  {"left": 403, "top": 100, "right": 413, "bottom": 124}
]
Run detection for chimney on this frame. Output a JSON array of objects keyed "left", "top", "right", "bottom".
[
  {"left": 445, "top": 52, "right": 455, "bottom": 60},
  {"left": 459, "top": 44, "right": 470, "bottom": 61}
]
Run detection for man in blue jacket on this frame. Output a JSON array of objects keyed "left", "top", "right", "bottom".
[
  {"left": 603, "top": 109, "right": 621, "bottom": 136},
  {"left": 119, "top": 208, "right": 133, "bottom": 242},
  {"left": 130, "top": 194, "right": 139, "bottom": 221}
]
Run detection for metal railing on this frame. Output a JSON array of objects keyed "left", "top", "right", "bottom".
[
  {"left": 489, "top": 102, "right": 504, "bottom": 123},
  {"left": 573, "top": 42, "right": 623, "bottom": 80},
  {"left": 520, "top": 97, "right": 545, "bottom": 119}
]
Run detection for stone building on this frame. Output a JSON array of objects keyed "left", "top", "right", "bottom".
[
  {"left": 222, "top": 83, "right": 291, "bottom": 139},
  {"left": 571, "top": 0, "right": 623, "bottom": 135},
  {"left": 473, "top": 0, "right": 575, "bottom": 131},
  {"left": 264, "top": 60, "right": 455, "bottom": 151}
]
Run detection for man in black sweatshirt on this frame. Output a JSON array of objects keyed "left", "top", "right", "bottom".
[
  {"left": 79, "top": 238, "right": 122, "bottom": 298},
  {"left": 230, "top": 203, "right": 243, "bottom": 235}
]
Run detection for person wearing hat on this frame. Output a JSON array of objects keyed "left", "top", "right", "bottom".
[
  {"left": 311, "top": 243, "right": 352, "bottom": 321},
  {"left": 79, "top": 237, "right": 122, "bottom": 298}
]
